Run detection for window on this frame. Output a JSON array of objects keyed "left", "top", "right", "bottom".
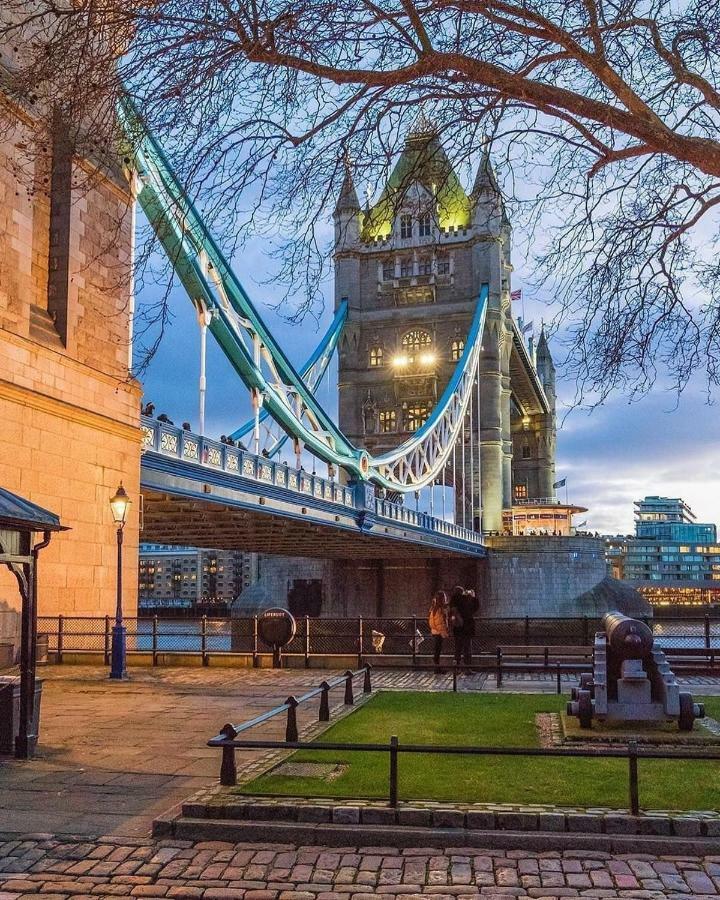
[
  {"left": 400, "top": 214, "right": 413, "bottom": 239},
  {"left": 369, "top": 346, "right": 384, "bottom": 367},
  {"left": 514, "top": 483, "right": 528, "bottom": 500},
  {"left": 382, "top": 261, "right": 394, "bottom": 281},
  {"left": 418, "top": 258, "right": 432, "bottom": 276},
  {"left": 450, "top": 339, "right": 464, "bottom": 361},
  {"left": 400, "top": 259, "right": 413, "bottom": 278},
  {"left": 522, "top": 444, "right": 531, "bottom": 460},
  {"left": 419, "top": 214, "right": 431, "bottom": 237},
  {"left": 437, "top": 255, "right": 450, "bottom": 275},
  {"left": 406, "top": 403, "right": 431, "bottom": 431},
  {"left": 379, "top": 410, "right": 396, "bottom": 432},
  {"left": 402, "top": 329, "right": 433, "bottom": 356}
]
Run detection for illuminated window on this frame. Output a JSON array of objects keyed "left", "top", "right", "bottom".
[
  {"left": 679, "top": 546, "right": 690, "bottom": 553},
  {"left": 400, "top": 214, "right": 413, "bottom": 239},
  {"left": 379, "top": 410, "right": 396, "bottom": 432},
  {"left": 419, "top": 214, "right": 431, "bottom": 237},
  {"left": 450, "top": 339, "right": 464, "bottom": 361},
  {"left": 382, "top": 261, "right": 394, "bottom": 281},
  {"left": 402, "top": 329, "right": 433, "bottom": 357},
  {"left": 400, "top": 259, "right": 412, "bottom": 277},
  {"left": 369, "top": 346, "right": 384, "bottom": 367},
  {"left": 418, "top": 258, "right": 432, "bottom": 276},
  {"left": 406, "top": 403, "right": 431, "bottom": 431},
  {"left": 437, "top": 256, "right": 450, "bottom": 275},
  {"left": 514, "top": 483, "right": 528, "bottom": 499}
]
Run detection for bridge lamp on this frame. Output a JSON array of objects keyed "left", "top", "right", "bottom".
[
  {"left": 391, "top": 354, "right": 409, "bottom": 368},
  {"left": 109, "top": 483, "right": 131, "bottom": 680},
  {"left": 419, "top": 352, "right": 436, "bottom": 367}
]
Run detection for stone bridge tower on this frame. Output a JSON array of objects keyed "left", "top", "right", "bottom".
[{"left": 334, "top": 119, "right": 556, "bottom": 533}]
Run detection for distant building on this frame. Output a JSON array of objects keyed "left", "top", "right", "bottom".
[
  {"left": 620, "top": 496, "right": 720, "bottom": 606},
  {"left": 138, "top": 544, "right": 258, "bottom": 609},
  {"left": 634, "top": 496, "right": 717, "bottom": 543}
]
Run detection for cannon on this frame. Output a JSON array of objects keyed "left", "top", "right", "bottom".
[{"left": 567, "top": 611, "right": 705, "bottom": 731}]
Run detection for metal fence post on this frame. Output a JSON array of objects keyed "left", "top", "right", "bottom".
[
  {"left": 103, "top": 615, "right": 111, "bottom": 666},
  {"left": 705, "top": 615, "right": 711, "bottom": 650},
  {"left": 496, "top": 648, "right": 502, "bottom": 687},
  {"left": 389, "top": 735, "right": 398, "bottom": 807},
  {"left": 252, "top": 615, "right": 259, "bottom": 667},
  {"left": 57, "top": 614, "right": 64, "bottom": 664},
  {"left": 412, "top": 616, "right": 418, "bottom": 666},
  {"left": 220, "top": 723, "right": 238, "bottom": 786},
  {"left": 344, "top": 670, "right": 354, "bottom": 705},
  {"left": 201, "top": 615, "right": 208, "bottom": 666},
  {"left": 319, "top": 681, "right": 330, "bottom": 721},
  {"left": 285, "top": 696, "right": 299, "bottom": 742},
  {"left": 544, "top": 647, "right": 549, "bottom": 669},
  {"left": 152, "top": 615, "right": 159, "bottom": 666},
  {"left": 358, "top": 617, "right": 363, "bottom": 667},
  {"left": 556, "top": 662, "right": 562, "bottom": 695},
  {"left": 524, "top": 615, "right": 530, "bottom": 645},
  {"left": 363, "top": 663, "right": 372, "bottom": 694},
  {"left": 628, "top": 740, "right": 640, "bottom": 815},
  {"left": 452, "top": 666, "right": 458, "bottom": 692},
  {"left": 304, "top": 616, "right": 310, "bottom": 669}
]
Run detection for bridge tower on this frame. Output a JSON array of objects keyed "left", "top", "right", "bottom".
[
  {"left": 334, "top": 119, "right": 555, "bottom": 532},
  {"left": 0, "top": 88, "right": 140, "bottom": 623}
]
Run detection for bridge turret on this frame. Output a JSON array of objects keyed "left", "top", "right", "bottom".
[
  {"left": 471, "top": 150, "right": 503, "bottom": 236},
  {"left": 535, "top": 325, "right": 557, "bottom": 498},
  {"left": 333, "top": 166, "right": 361, "bottom": 251}
]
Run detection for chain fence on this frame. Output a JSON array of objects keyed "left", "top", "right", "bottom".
[{"left": 31, "top": 612, "right": 720, "bottom": 663}]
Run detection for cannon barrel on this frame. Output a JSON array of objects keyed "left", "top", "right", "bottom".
[{"left": 602, "top": 611, "right": 653, "bottom": 660}]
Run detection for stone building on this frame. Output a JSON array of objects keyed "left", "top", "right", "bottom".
[
  {"left": 333, "top": 118, "right": 556, "bottom": 532},
  {"left": 0, "top": 67, "right": 140, "bottom": 625}
]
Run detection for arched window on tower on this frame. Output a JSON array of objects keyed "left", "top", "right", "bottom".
[
  {"left": 369, "top": 346, "right": 384, "bottom": 368},
  {"left": 401, "top": 329, "right": 432, "bottom": 359},
  {"left": 450, "top": 339, "right": 465, "bottom": 361}
]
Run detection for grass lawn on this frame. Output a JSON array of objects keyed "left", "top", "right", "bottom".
[{"left": 238, "top": 691, "right": 720, "bottom": 812}]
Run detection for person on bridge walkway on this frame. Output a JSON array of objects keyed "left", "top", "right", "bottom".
[
  {"left": 428, "top": 590, "right": 449, "bottom": 673},
  {"left": 450, "top": 586, "right": 480, "bottom": 672}
]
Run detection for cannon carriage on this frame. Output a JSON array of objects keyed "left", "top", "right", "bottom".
[{"left": 567, "top": 612, "right": 705, "bottom": 731}]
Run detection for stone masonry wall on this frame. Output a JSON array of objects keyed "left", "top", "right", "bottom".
[
  {"left": 483, "top": 535, "right": 607, "bottom": 617},
  {"left": 0, "top": 104, "right": 141, "bottom": 622}
]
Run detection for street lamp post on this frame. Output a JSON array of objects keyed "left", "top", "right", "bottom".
[{"left": 109, "top": 483, "right": 131, "bottom": 680}]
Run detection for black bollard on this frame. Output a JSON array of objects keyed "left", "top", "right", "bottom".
[
  {"left": 363, "top": 664, "right": 372, "bottom": 694},
  {"left": 344, "top": 670, "right": 354, "bottom": 705},
  {"left": 319, "top": 681, "right": 330, "bottom": 721},
  {"left": 285, "top": 696, "right": 299, "bottom": 742},
  {"left": 219, "top": 723, "right": 238, "bottom": 786}
]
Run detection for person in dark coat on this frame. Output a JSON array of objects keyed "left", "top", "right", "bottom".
[{"left": 449, "top": 586, "right": 480, "bottom": 670}]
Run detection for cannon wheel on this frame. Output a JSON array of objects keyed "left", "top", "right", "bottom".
[
  {"left": 679, "top": 693, "right": 695, "bottom": 731},
  {"left": 578, "top": 690, "right": 593, "bottom": 729}
]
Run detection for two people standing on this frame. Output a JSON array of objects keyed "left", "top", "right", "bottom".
[{"left": 427, "top": 586, "right": 480, "bottom": 672}]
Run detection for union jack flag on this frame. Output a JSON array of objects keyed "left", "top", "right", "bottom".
[{"left": 510, "top": 288, "right": 522, "bottom": 301}]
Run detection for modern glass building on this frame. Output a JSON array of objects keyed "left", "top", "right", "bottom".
[{"left": 622, "top": 497, "right": 720, "bottom": 603}]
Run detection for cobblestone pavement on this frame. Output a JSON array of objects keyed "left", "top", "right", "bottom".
[{"left": 2, "top": 835, "right": 720, "bottom": 899}]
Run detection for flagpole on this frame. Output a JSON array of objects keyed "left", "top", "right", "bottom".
[{"left": 565, "top": 481, "right": 568, "bottom": 505}]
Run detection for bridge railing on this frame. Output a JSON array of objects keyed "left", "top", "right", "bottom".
[
  {"left": 31, "top": 613, "right": 720, "bottom": 666},
  {"left": 141, "top": 416, "right": 483, "bottom": 547}
]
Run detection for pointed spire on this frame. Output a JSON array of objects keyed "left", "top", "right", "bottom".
[
  {"left": 537, "top": 324, "right": 551, "bottom": 359},
  {"left": 406, "top": 107, "right": 438, "bottom": 145},
  {"left": 472, "top": 145, "right": 500, "bottom": 198},
  {"left": 334, "top": 161, "right": 360, "bottom": 215}
]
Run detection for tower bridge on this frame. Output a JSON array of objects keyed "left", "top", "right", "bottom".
[{"left": 0, "top": 69, "right": 614, "bottom": 624}]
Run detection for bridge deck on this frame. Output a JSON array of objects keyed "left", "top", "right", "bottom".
[{"left": 140, "top": 418, "right": 485, "bottom": 559}]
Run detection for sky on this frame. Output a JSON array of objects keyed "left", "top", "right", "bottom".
[{"left": 138, "top": 188, "right": 720, "bottom": 538}]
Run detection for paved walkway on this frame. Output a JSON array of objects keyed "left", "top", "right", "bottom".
[
  {"left": 3, "top": 665, "right": 720, "bottom": 898},
  {"left": 2, "top": 835, "right": 720, "bottom": 898}
]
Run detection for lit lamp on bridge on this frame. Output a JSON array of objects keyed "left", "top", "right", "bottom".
[
  {"left": 109, "top": 483, "right": 131, "bottom": 680},
  {"left": 391, "top": 354, "right": 410, "bottom": 368}
]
